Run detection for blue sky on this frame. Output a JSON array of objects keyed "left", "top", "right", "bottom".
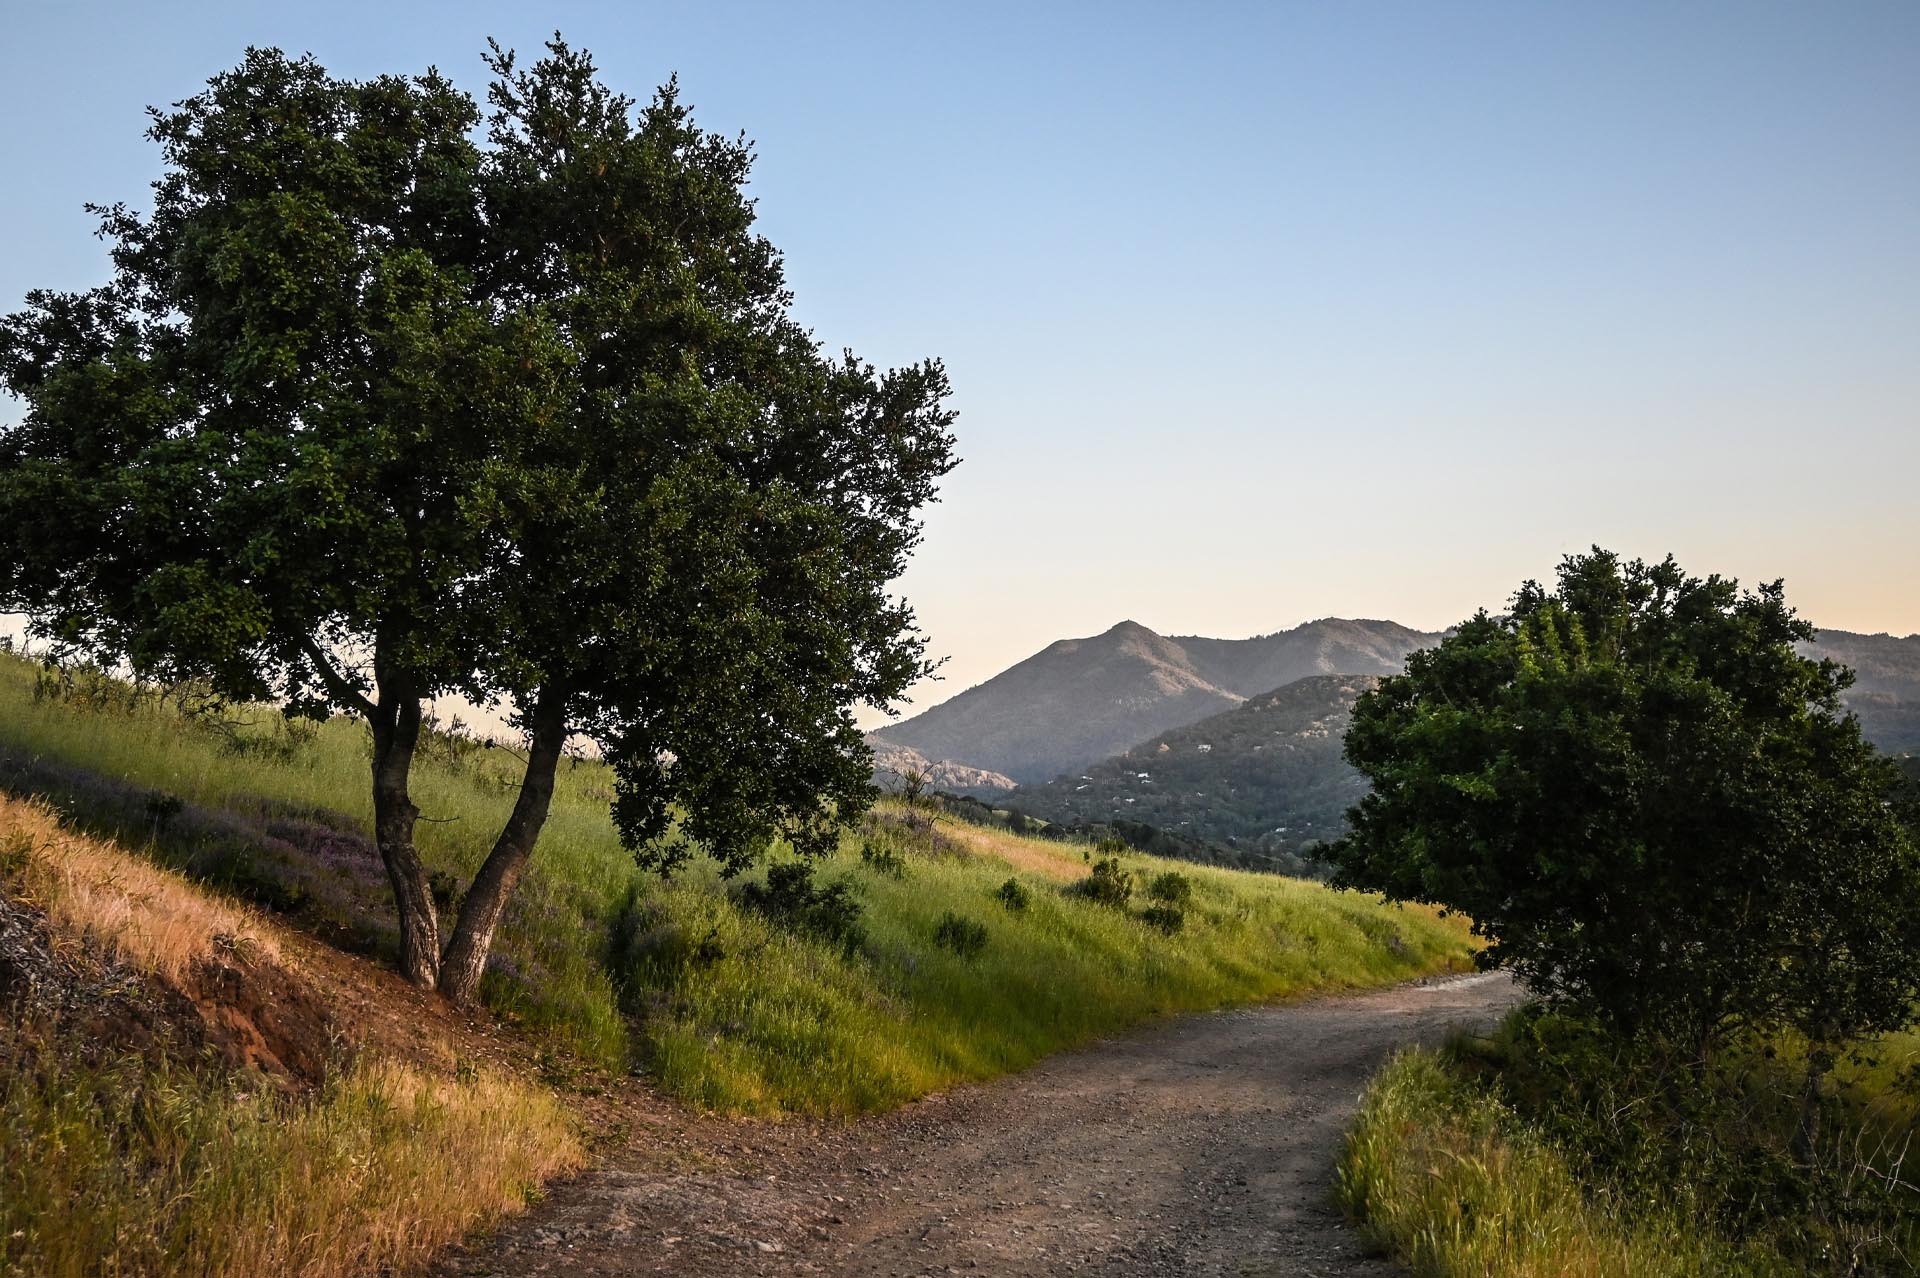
[{"left": 3, "top": 2, "right": 1916, "bottom": 718}]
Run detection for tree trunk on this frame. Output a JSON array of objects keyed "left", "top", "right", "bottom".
[
  {"left": 1793, "top": 1052, "right": 1829, "bottom": 1166},
  {"left": 437, "top": 685, "right": 569, "bottom": 1003},
  {"left": 370, "top": 693, "right": 440, "bottom": 989}
]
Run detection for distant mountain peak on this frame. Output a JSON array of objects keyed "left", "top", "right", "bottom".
[
  {"left": 868, "top": 620, "right": 1920, "bottom": 804},
  {"left": 870, "top": 618, "right": 1444, "bottom": 784}
]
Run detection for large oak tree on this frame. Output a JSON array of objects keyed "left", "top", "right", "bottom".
[
  {"left": 1331, "top": 549, "right": 1920, "bottom": 1066},
  {"left": 0, "top": 39, "right": 957, "bottom": 1001}
]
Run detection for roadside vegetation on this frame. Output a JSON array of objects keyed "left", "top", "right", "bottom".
[
  {"left": 1332, "top": 550, "right": 1920, "bottom": 1276},
  {"left": 0, "top": 649, "right": 1475, "bottom": 1121},
  {"left": 1344, "top": 1021, "right": 1920, "bottom": 1277}
]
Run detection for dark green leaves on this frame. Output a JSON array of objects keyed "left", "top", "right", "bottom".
[{"left": 1332, "top": 548, "right": 1920, "bottom": 1054}]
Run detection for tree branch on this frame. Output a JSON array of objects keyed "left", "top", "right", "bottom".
[{"left": 297, "top": 635, "right": 377, "bottom": 719}]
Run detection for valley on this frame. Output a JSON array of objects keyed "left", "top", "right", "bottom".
[{"left": 874, "top": 619, "right": 1920, "bottom": 871}]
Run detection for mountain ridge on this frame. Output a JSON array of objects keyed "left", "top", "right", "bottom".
[
  {"left": 1007, "top": 672, "right": 1382, "bottom": 872},
  {"left": 872, "top": 619, "right": 1920, "bottom": 797},
  {"left": 868, "top": 617, "right": 1444, "bottom": 786}
]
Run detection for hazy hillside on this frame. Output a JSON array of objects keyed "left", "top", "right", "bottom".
[
  {"left": 1809, "top": 629, "right": 1920, "bottom": 755},
  {"left": 1010, "top": 674, "right": 1379, "bottom": 866},
  {"left": 869, "top": 740, "right": 1015, "bottom": 798},
  {"left": 870, "top": 618, "right": 1441, "bottom": 785}
]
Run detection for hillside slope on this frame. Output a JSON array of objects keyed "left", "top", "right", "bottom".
[
  {"left": 872, "top": 622, "right": 1917, "bottom": 796},
  {"left": 870, "top": 619, "right": 1441, "bottom": 785},
  {"left": 1810, "top": 628, "right": 1920, "bottom": 755},
  {"left": 1009, "top": 674, "right": 1380, "bottom": 866},
  {"left": 868, "top": 739, "right": 1015, "bottom": 798}
]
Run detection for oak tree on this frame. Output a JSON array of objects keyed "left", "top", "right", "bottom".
[
  {"left": 1331, "top": 549, "right": 1920, "bottom": 1065},
  {"left": 0, "top": 39, "right": 957, "bottom": 1002}
]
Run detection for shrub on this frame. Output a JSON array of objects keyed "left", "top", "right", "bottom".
[
  {"left": 994, "top": 877, "right": 1031, "bottom": 911},
  {"left": 1141, "top": 904, "right": 1185, "bottom": 934},
  {"left": 1077, "top": 856, "right": 1134, "bottom": 909},
  {"left": 733, "top": 861, "right": 866, "bottom": 957},
  {"left": 1146, "top": 871, "right": 1193, "bottom": 907},
  {"left": 860, "top": 837, "right": 908, "bottom": 879},
  {"left": 1095, "top": 834, "right": 1129, "bottom": 857},
  {"left": 932, "top": 912, "right": 989, "bottom": 959}
]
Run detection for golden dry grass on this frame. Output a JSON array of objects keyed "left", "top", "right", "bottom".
[
  {"left": 0, "top": 792, "right": 277, "bottom": 982},
  {"left": 932, "top": 817, "right": 1085, "bottom": 881},
  {"left": 2, "top": 1049, "right": 584, "bottom": 1278},
  {"left": 0, "top": 796, "right": 586, "bottom": 1278}
]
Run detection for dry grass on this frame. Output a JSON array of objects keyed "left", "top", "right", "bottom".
[
  {"left": 0, "top": 795, "right": 586, "bottom": 1278},
  {"left": 932, "top": 818, "right": 1085, "bottom": 881},
  {"left": 1, "top": 1049, "right": 583, "bottom": 1278},
  {"left": 1, "top": 792, "right": 277, "bottom": 982}
]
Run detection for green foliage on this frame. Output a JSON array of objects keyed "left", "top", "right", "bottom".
[
  {"left": 1140, "top": 904, "right": 1185, "bottom": 935},
  {"left": 732, "top": 861, "right": 867, "bottom": 957},
  {"left": 1332, "top": 548, "right": 1920, "bottom": 1057},
  {"left": 1469, "top": 1008, "right": 1920, "bottom": 1270},
  {"left": 1095, "top": 834, "right": 1129, "bottom": 857},
  {"left": 859, "top": 837, "right": 908, "bottom": 879},
  {"left": 993, "top": 876, "right": 1032, "bottom": 911},
  {"left": 0, "top": 38, "right": 958, "bottom": 992},
  {"left": 1146, "top": 870, "right": 1193, "bottom": 907},
  {"left": 0, "top": 654, "right": 1476, "bottom": 1115},
  {"left": 1077, "top": 856, "right": 1135, "bottom": 909},
  {"left": 1341, "top": 1048, "right": 1789, "bottom": 1278},
  {"left": 1345, "top": 1012, "right": 1920, "bottom": 1278},
  {"left": 932, "top": 911, "right": 989, "bottom": 959}
]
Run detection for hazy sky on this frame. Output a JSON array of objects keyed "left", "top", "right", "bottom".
[{"left": 3, "top": 2, "right": 1916, "bottom": 726}]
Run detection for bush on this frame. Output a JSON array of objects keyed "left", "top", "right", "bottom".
[
  {"left": 733, "top": 862, "right": 866, "bottom": 957},
  {"left": 1095, "top": 834, "right": 1128, "bottom": 857},
  {"left": 1141, "top": 904, "right": 1185, "bottom": 934},
  {"left": 932, "top": 912, "right": 989, "bottom": 960},
  {"left": 859, "top": 837, "right": 908, "bottom": 879},
  {"left": 994, "top": 877, "right": 1031, "bottom": 911},
  {"left": 1146, "top": 871, "right": 1193, "bottom": 907},
  {"left": 1077, "top": 856, "right": 1134, "bottom": 909}
]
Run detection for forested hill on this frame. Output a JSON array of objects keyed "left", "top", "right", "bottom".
[
  {"left": 868, "top": 619, "right": 1440, "bottom": 786},
  {"left": 1808, "top": 629, "right": 1920, "bottom": 755},
  {"left": 1007, "top": 674, "right": 1381, "bottom": 870}
]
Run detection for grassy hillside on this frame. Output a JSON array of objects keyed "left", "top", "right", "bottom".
[
  {"left": 1009, "top": 673, "right": 1378, "bottom": 870},
  {"left": 0, "top": 793, "right": 583, "bottom": 1278},
  {"left": 0, "top": 650, "right": 1475, "bottom": 1118}
]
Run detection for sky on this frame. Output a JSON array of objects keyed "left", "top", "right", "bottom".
[{"left": 2, "top": 1, "right": 1916, "bottom": 726}]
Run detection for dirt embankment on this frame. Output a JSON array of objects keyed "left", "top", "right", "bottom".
[{"left": 436, "top": 972, "right": 1521, "bottom": 1278}]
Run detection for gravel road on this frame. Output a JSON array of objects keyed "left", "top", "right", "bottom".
[{"left": 434, "top": 971, "right": 1521, "bottom": 1278}]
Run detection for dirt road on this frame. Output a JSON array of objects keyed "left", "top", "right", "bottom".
[{"left": 434, "top": 972, "right": 1520, "bottom": 1278}]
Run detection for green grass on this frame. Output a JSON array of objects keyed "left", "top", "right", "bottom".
[
  {"left": 0, "top": 651, "right": 1475, "bottom": 1116},
  {"left": 1343, "top": 1016, "right": 1920, "bottom": 1278},
  {"left": 1340, "top": 1048, "right": 1790, "bottom": 1278}
]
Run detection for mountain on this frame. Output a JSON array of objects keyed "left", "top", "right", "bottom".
[
  {"left": 868, "top": 740, "right": 1015, "bottom": 799},
  {"left": 1809, "top": 629, "right": 1920, "bottom": 756},
  {"left": 869, "top": 618, "right": 1442, "bottom": 786},
  {"left": 1008, "top": 674, "right": 1379, "bottom": 868}
]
